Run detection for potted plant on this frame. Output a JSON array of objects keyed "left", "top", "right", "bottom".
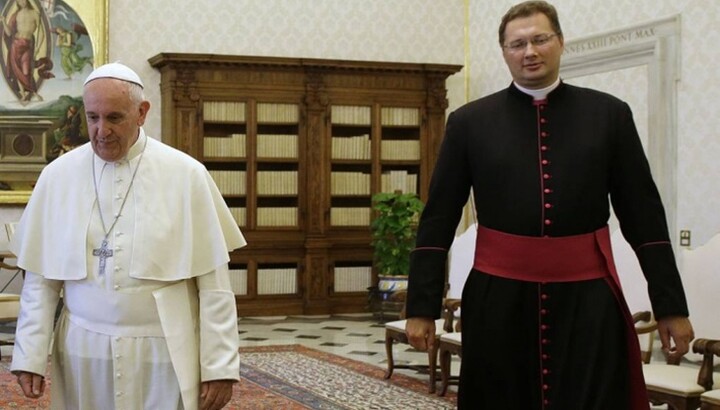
[{"left": 369, "top": 191, "right": 424, "bottom": 317}]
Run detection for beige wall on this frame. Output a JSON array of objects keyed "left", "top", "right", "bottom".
[{"left": 3, "top": 0, "right": 719, "bottom": 249}]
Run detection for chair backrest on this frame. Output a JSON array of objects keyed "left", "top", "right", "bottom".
[
  {"left": 633, "top": 310, "right": 657, "bottom": 364},
  {"left": 693, "top": 339, "right": 720, "bottom": 390}
]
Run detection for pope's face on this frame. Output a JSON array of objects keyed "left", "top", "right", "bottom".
[
  {"left": 83, "top": 79, "right": 149, "bottom": 162},
  {"left": 501, "top": 13, "right": 564, "bottom": 89}
]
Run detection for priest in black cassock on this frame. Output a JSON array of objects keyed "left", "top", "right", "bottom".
[{"left": 404, "top": 1, "right": 694, "bottom": 409}]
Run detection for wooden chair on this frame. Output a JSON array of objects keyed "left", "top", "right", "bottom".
[
  {"left": 0, "top": 259, "right": 21, "bottom": 361},
  {"left": 383, "top": 290, "right": 459, "bottom": 394},
  {"left": 0, "top": 224, "right": 21, "bottom": 360},
  {"left": 436, "top": 298, "right": 462, "bottom": 396},
  {"left": 702, "top": 389, "right": 720, "bottom": 410},
  {"left": 642, "top": 334, "right": 720, "bottom": 410},
  {"left": 700, "top": 342, "right": 720, "bottom": 410}
]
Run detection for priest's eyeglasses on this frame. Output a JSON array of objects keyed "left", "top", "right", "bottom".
[{"left": 503, "top": 33, "right": 557, "bottom": 52}]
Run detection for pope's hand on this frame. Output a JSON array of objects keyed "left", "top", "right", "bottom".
[
  {"left": 15, "top": 371, "right": 45, "bottom": 399},
  {"left": 200, "top": 379, "right": 234, "bottom": 410}
]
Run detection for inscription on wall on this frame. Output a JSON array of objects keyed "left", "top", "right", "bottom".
[{"left": 564, "top": 27, "right": 657, "bottom": 56}]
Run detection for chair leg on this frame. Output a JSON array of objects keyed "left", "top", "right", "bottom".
[
  {"left": 428, "top": 342, "right": 439, "bottom": 394},
  {"left": 437, "top": 345, "right": 450, "bottom": 396},
  {"left": 384, "top": 333, "right": 395, "bottom": 379}
]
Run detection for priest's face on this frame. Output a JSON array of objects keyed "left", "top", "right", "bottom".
[
  {"left": 83, "top": 78, "right": 150, "bottom": 162},
  {"left": 501, "top": 12, "right": 564, "bottom": 89}
]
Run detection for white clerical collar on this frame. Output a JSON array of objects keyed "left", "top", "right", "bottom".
[
  {"left": 125, "top": 129, "right": 147, "bottom": 162},
  {"left": 514, "top": 78, "right": 561, "bottom": 100}
]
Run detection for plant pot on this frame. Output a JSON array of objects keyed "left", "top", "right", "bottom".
[{"left": 377, "top": 274, "right": 409, "bottom": 293}]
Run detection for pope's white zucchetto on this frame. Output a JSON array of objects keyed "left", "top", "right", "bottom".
[{"left": 84, "top": 62, "right": 144, "bottom": 89}]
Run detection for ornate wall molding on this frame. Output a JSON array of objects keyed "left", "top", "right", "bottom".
[{"left": 560, "top": 15, "right": 681, "bottom": 236}]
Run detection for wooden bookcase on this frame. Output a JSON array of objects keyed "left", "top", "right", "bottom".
[{"left": 149, "top": 53, "right": 461, "bottom": 316}]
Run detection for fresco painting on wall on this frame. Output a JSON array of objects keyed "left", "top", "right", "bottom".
[{"left": 0, "top": 0, "right": 106, "bottom": 204}]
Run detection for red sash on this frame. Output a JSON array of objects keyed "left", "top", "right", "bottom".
[{"left": 473, "top": 225, "right": 650, "bottom": 409}]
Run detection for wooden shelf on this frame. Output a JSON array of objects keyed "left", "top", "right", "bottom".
[{"left": 150, "top": 53, "right": 461, "bottom": 316}]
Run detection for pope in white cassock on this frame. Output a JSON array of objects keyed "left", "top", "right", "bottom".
[{"left": 10, "top": 63, "right": 246, "bottom": 410}]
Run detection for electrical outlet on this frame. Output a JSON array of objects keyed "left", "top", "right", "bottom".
[{"left": 679, "top": 230, "right": 691, "bottom": 247}]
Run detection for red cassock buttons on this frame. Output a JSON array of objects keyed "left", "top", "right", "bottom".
[
  {"left": 543, "top": 174, "right": 550, "bottom": 180},
  {"left": 540, "top": 118, "right": 547, "bottom": 124},
  {"left": 541, "top": 131, "right": 549, "bottom": 138},
  {"left": 544, "top": 203, "right": 552, "bottom": 209},
  {"left": 544, "top": 219, "right": 552, "bottom": 225},
  {"left": 541, "top": 145, "right": 548, "bottom": 151},
  {"left": 544, "top": 188, "right": 552, "bottom": 194},
  {"left": 542, "top": 159, "right": 549, "bottom": 165}
]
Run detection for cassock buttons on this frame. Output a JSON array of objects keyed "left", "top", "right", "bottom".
[
  {"left": 544, "top": 188, "right": 552, "bottom": 194},
  {"left": 544, "top": 203, "right": 552, "bottom": 209},
  {"left": 541, "top": 131, "right": 549, "bottom": 138},
  {"left": 541, "top": 145, "right": 548, "bottom": 151},
  {"left": 542, "top": 159, "right": 549, "bottom": 165},
  {"left": 544, "top": 219, "right": 552, "bottom": 225},
  {"left": 543, "top": 174, "right": 551, "bottom": 180}
]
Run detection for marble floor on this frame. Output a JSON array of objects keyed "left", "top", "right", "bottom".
[{"left": 235, "top": 313, "right": 459, "bottom": 391}]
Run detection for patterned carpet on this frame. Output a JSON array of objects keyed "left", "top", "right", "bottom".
[{"left": 0, "top": 344, "right": 456, "bottom": 409}]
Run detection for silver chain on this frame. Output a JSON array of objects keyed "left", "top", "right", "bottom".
[{"left": 92, "top": 137, "right": 148, "bottom": 241}]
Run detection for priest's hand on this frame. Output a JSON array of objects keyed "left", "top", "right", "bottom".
[
  {"left": 200, "top": 379, "right": 234, "bottom": 410},
  {"left": 406, "top": 317, "right": 436, "bottom": 352},
  {"left": 15, "top": 371, "right": 46, "bottom": 399},
  {"left": 657, "top": 315, "right": 695, "bottom": 362}
]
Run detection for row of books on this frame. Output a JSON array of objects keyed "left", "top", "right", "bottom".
[
  {"left": 257, "top": 171, "right": 298, "bottom": 195},
  {"left": 330, "top": 207, "right": 370, "bottom": 226},
  {"left": 331, "top": 172, "right": 371, "bottom": 195},
  {"left": 257, "top": 134, "right": 298, "bottom": 158},
  {"left": 331, "top": 134, "right": 371, "bottom": 160},
  {"left": 204, "top": 134, "right": 246, "bottom": 157},
  {"left": 330, "top": 105, "right": 420, "bottom": 126},
  {"left": 331, "top": 105, "right": 371, "bottom": 125},
  {"left": 204, "top": 101, "right": 246, "bottom": 122},
  {"left": 202, "top": 102, "right": 418, "bottom": 126},
  {"left": 256, "top": 103, "right": 299, "bottom": 123},
  {"left": 228, "top": 268, "right": 248, "bottom": 295},
  {"left": 257, "top": 207, "right": 298, "bottom": 226},
  {"left": 380, "top": 140, "right": 421, "bottom": 160},
  {"left": 228, "top": 207, "right": 246, "bottom": 226},
  {"left": 257, "top": 268, "right": 298, "bottom": 295},
  {"left": 211, "top": 170, "right": 414, "bottom": 198},
  {"left": 380, "top": 107, "right": 420, "bottom": 126},
  {"left": 209, "top": 170, "right": 246, "bottom": 195},
  {"left": 381, "top": 170, "right": 418, "bottom": 194},
  {"left": 333, "top": 266, "right": 373, "bottom": 293},
  {"left": 228, "top": 266, "right": 371, "bottom": 295}
]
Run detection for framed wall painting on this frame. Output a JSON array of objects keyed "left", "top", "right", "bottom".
[{"left": 0, "top": 0, "right": 107, "bottom": 204}]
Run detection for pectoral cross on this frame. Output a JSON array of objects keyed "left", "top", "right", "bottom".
[{"left": 92, "top": 238, "right": 113, "bottom": 276}]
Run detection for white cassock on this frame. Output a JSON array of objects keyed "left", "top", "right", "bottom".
[{"left": 10, "top": 130, "right": 246, "bottom": 410}]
